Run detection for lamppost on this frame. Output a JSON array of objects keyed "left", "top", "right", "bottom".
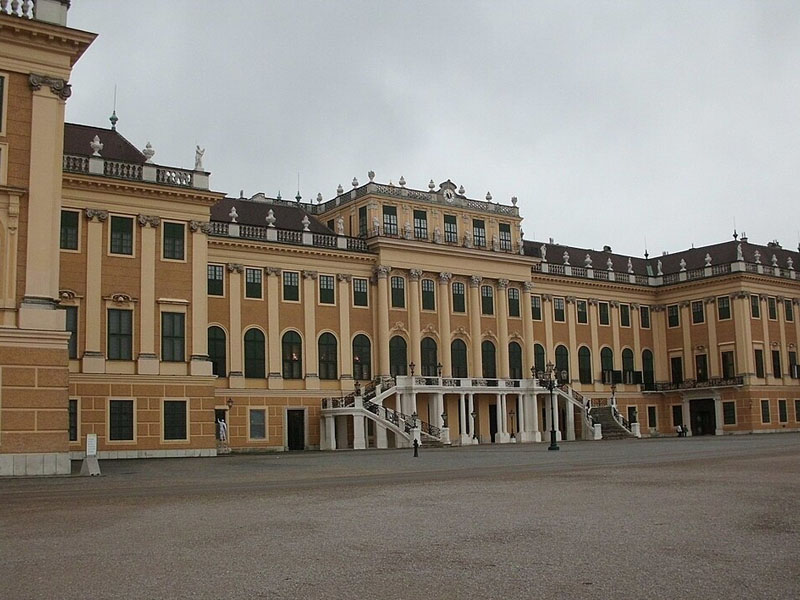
[
  {"left": 437, "top": 362, "right": 443, "bottom": 377},
  {"left": 537, "top": 361, "right": 566, "bottom": 451},
  {"left": 509, "top": 410, "right": 516, "bottom": 439},
  {"left": 610, "top": 382, "right": 617, "bottom": 407},
  {"left": 471, "top": 410, "right": 477, "bottom": 440},
  {"left": 409, "top": 362, "right": 416, "bottom": 376}
]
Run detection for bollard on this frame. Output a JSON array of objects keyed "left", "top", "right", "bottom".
[{"left": 413, "top": 438, "right": 419, "bottom": 458}]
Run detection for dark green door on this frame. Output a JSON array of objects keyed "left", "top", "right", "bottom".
[
  {"left": 287, "top": 409, "right": 305, "bottom": 450},
  {"left": 489, "top": 405, "right": 497, "bottom": 443}
]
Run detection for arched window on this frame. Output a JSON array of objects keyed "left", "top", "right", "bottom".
[
  {"left": 389, "top": 336, "right": 407, "bottom": 376},
  {"left": 421, "top": 337, "right": 438, "bottom": 376},
  {"left": 578, "top": 347, "right": 592, "bottom": 384},
  {"left": 555, "top": 345, "right": 569, "bottom": 382},
  {"left": 208, "top": 326, "right": 227, "bottom": 377},
  {"left": 508, "top": 342, "right": 523, "bottom": 379},
  {"left": 533, "top": 343, "right": 545, "bottom": 375},
  {"left": 244, "top": 328, "right": 265, "bottom": 379},
  {"left": 642, "top": 349, "right": 655, "bottom": 387},
  {"left": 451, "top": 339, "right": 468, "bottom": 378},
  {"left": 353, "top": 335, "right": 371, "bottom": 380},
  {"left": 601, "top": 347, "right": 614, "bottom": 384},
  {"left": 282, "top": 331, "right": 302, "bottom": 379},
  {"left": 622, "top": 348, "right": 635, "bottom": 383},
  {"left": 318, "top": 333, "right": 337, "bottom": 380},
  {"left": 482, "top": 340, "right": 496, "bottom": 378}
]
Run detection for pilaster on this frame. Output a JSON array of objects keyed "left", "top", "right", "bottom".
[
  {"left": 468, "top": 275, "right": 482, "bottom": 376},
  {"left": 265, "top": 267, "right": 282, "bottom": 387},
  {"left": 81, "top": 209, "right": 106, "bottom": 373},
  {"left": 227, "top": 264, "right": 244, "bottom": 388},
  {"left": 302, "top": 270, "right": 319, "bottom": 388},
  {"left": 337, "top": 274, "right": 353, "bottom": 387},
  {"left": 497, "top": 279, "right": 509, "bottom": 378},
  {"left": 189, "top": 221, "right": 212, "bottom": 375},
  {"left": 408, "top": 269, "right": 422, "bottom": 368},
  {"left": 438, "top": 272, "right": 453, "bottom": 376},
  {"left": 137, "top": 215, "right": 159, "bottom": 375},
  {"left": 375, "top": 266, "right": 390, "bottom": 376}
]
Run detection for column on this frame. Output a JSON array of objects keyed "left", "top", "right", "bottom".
[
  {"left": 265, "top": 267, "right": 283, "bottom": 388},
  {"left": 553, "top": 392, "right": 562, "bottom": 441},
  {"left": 516, "top": 394, "right": 524, "bottom": 439},
  {"left": 714, "top": 397, "right": 724, "bottom": 436},
  {"left": 682, "top": 399, "right": 692, "bottom": 436},
  {"left": 497, "top": 279, "right": 510, "bottom": 378},
  {"left": 189, "top": 221, "right": 212, "bottom": 375},
  {"left": 409, "top": 269, "right": 422, "bottom": 369},
  {"left": 760, "top": 295, "right": 772, "bottom": 383},
  {"left": 81, "top": 210, "right": 106, "bottom": 373},
  {"left": 337, "top": 274, "right": 353, "bottom": 388},
  {"left": 459, "top": 393, "right": 468, "bottom": 443},
  {"left": 652, "top": 305, "right": 669, "bottom": 381},
  {"left": 610, "top": 300, "right": 622, "bottom": 369},
  {"left": 543, "top": 294, "right": 554, "bottom": 362},
  {"left": 376, "top": 266, "right": 391, "bottom": 375},
  {"left": 706, "top": 297, "right": 719, "bottom": 377},
  {"left": 435, "top": 392, "right": 445, "bottom": 429},
  {"left": 323, "top": 415, "right": 336, "bottom": 450},
  {"left": 566, "top": 296, "right": 578, "bottom": 384},
  {"left": 566, "top": 398, "right": 575, "bottom": 441},
  {"left": 495, "top": 396, "right": 503, "bottom": 443},
  {"left": 468, "top": 393, "right": 476, "bottom": 443},
  {"left": 302, "top": 270, "right": 319, "bottom": 389},
  {"left": 438, "top": 273, "right": 453, "bottom": 376},
  {"left": 588, "top": 299, "right": 601, "bottom": 389},
  {"left": 522, "top": 282, "right": 535, "bottom": 371},
  {"left": 353, "top": 415, "right": 366, "bottom": 450},
  {"left": 545, "top": 392, "right": 553, "bottom": 433},
  {"left": 680, "top": 301, "right": 694, "bottom": 379},
  {"left": 632, "top": 303, "right": 642, "bottom": 375},
  {"left": 777, "top": 295, "right": 788, "bottom": 383},
  {"left": 530, "top": 393, "right": 541, "bottom": 442},
  {"left": 137, "top": 215, "right": 159, "bottom": 374},
  {"left": 469, "top": 276, "right": 483, "bottom": 376},
  {"left": 227, "top": 264, "right": 244, "bottom": 387}
]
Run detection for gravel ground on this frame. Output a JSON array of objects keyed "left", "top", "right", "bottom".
[{"left": 1, "top": 434, "right": 798, "bottom": 600}]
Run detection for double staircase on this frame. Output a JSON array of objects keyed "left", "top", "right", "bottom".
[{"left": 588, "top": 405, "right": 637, "bottom": 440}]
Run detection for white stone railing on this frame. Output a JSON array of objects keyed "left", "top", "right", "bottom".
[
  {"left": 63, "top": 154, "right": 205, "bottom": 189},
  {"left": 1, "top": 0, "right": 68, "bottom": 26},
  {"left": 1, "top": 0, "right": 34, "bottom": 19},
  {"left": 207, "top": 220, "right": 372, "bottom": 253},
  {"left": 104, "top": 160, "right": 142, "bottom": 181},
  {"left": 156, "top": 167, "right": 193, "bottom": 187}
]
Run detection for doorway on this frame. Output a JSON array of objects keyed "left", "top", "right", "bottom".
[
  {"left": 489, "top": 405, "right": 498, "bottom": 443},
  {"left": 287, "top": 409, "right": 305, "bottom": 450},
  {"left": 215, "top": 409, "right": 227, "bottom": 441},
  {"left": 689, "top": 399, "right": 716, "bottom": 435}
]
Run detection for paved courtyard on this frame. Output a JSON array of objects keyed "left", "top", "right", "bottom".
[{"left": 2, "top": 435, "right": 798, "bottom": 599}]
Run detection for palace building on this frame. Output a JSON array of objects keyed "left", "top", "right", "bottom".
[{"left": 1, "top": 3, "right": 798, "bottom": 475}]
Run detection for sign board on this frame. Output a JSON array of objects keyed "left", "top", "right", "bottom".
[{"left": 86, "top": 433, "right": 97, "bottom": 457}]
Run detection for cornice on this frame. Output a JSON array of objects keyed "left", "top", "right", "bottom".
[
  {"left": 207, "top": 237, "right": 377, "bottom": 263},
  {"left": 62, "top": 173, "right": 225, "bottom": 205},
  {"left": 0, "top": 14, "right": 97, "bottom": 68}
]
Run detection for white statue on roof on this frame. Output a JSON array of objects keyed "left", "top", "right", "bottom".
[
  {"left": 540, "top": 243, "right": 547, "bottom": 262},
  {"left": 336, "top": 216, "right": 344, "bottom": 235},
  {"left": 195, "top": 145, "right": 205, "bottom": 171},
  {"left": 627, "top": 257, "right": 634, "bottom": 274},
  {"left": 657, "top": 259, "right": 663, "bottom": 276},
  {"left": 736, "top": 243, "right": 744, "bottom": 261}
]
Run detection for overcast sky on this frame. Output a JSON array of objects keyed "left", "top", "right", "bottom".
[{"left": 65, "top": 0, "right": 800, "bottom": 257}]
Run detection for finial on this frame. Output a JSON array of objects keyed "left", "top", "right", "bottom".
[
  {"left": 644, "top": 249, "right": 649, "bottom": 260},
  {"left": 316, "top": 193, "right": 323, "bottom": 204},
  {"left": 428, "top": 179, "right": 435, "bottom": 191},
  {"left": 485, "top": 191, "right": 492, "bottom": 202},
  {"left": 276, "top": 190, "right": 282, "bottom": 201},
  {"left": 398, "top": 176, "right": 406, "bottom": 187},
  {"left": 142, "top": 141, "right": 155, "bottom": 163},
  {"left": 89, "top": 135, "right": 103, "bottom": 157},
  {"left": 368, "top": 170, "right": 375, "bottom": 182},
  {"left": 511, "top": 196, "right": 518, "bottom": 206},
  {"left": 352, "top": 177, "right": 359, "bottom": 188},
  {"left": 295, "top": 191, "right": 302, "bottom": 203},
  {"left": 228, "top": 207, "right": 238, "bottom": 224},
  {"left": 301, "top": 215, "right": 311, "bottom": 232},
  {"left": 265, "top": 209, "right": 276, "bottom": 228},
  {"left": 336, "top": 184, "right": 343, "bottom": 195},
  {"left": 109, "top": 110, "right": 118, "bottom": 131},
  {"left": 458, "top": 185, "right": 465, "bottom": 195},
  {"left": 733, "top": 228, "right": 738, "bottom": 241}
]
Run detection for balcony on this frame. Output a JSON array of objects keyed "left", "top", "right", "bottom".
[{"left": 644, "top": 376, "right": 744, "bottom": 392}]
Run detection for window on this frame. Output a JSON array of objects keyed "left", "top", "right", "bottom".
[
  {"left": 723, "top": 401, "right": 736, "bottom": 425},
  {"left": 785, "top": 299, "right": 794, "bottom": 322},
  {"left": 672, "top": 405, "right": 683, "bottom": 427},
  {"left": 0, "top": 75, "right": 4, "bottom": 133},
  {"left": 531, "top": 296, "right": 542, "bottom": 320},
  {"left": 578, "top": 347, "right": 592, "bottom": 384},
  {"left": 421, "top": 337, "right": 438, "bottom": 376},
  {"left": 533, "top": 344, "right": 545, "bottom": 375},
  {"left": 691, "top": 300, "right": 704, "bottom": 324},
  {"left": 481, "top": 340, "right": 496, "bottom": 378},
  {"left": 473, "top": 219, "right": 486, "bottom": 247},
  {"left": 389, "top": 336, "right": 407, "bottom": 376},
  {"left": 110, "top": 216, "right": 133, "bottom": 255},
  {"left": 245, "top": 268, "right": 262, "bottom": 299},
  {"left": 772, "top": 350, "right": 782, "bottom": 378},
  {"left": 244, "top": 329, "right": 265, "bottom": 378},
  {"left": 506, "top": 288, "right": 520, "bottom": 317},
  {"left": 670, "top": 356, "right": 683, "bottom": 384},
  {"left": 601, "top": 348, "right": 614, "bottom": 384},
  {"left": 620, "top": 304, "right": 631, "bottom": 327},
  {"left": 481, "top": 285, "right": 494, "bottom": 315},
  {"left": 107, "top": 309, "right": 132, "bottom": 360},
  {"left": 64, "top": 306, "right": 78, "bottom": 359},
  {"left": 413, "top": 210, "right": 428, "bottom": 240},
  {"left": 642, "top": 350, "right": 655, "bottom": 387},
  {"left": 717, "top": 296, "right": 731, "bottom": 320},
  {"left": 555, "top": 345, "right": 569, "bottom": 381},
  {"left": 640, "top": 305, "right": 651, "bottom": 329},
  {"left": 391, "top": 276, "right": 405, "bottom": 308},
  {"left": 796, "top": 400, "right": 800, "bottom": 422},
  {"left": 444, "top": 214, "right": 458, "bottom": 243},
  {"left": 647, "top": 406, "right": 657, "bottom": 429},
  {"left": 778, "top": 399, "right": 788, "bottom": 423},
  {"left": 207, "top": 264, "right": 224, "bottom": 296},
  {"left": 622, "top": 349, "right": 635, "bottom": 383},
  {"left": 627, "top": 406, "right": 638, "bottom": 424},
  {"left": 509, "top": 342, "right": 523, "bottom": 379},
  {"left": 750, "top": 295, "right": 760, "bottom": 318},
  {"left": 353, "top": 278, "right": 368, "bottom": 307},
  {"left": 283, "top": 271, "right": 299, "bottom": 301},
  {"left": 109, "top": 400, "right": 134, "bottom": 441},
  {"left": 761, "top": 399, "right": 770, "bottom": 423},
  {"left": 553, "top": 297, "right": 565, "bottom": 322},
  {"left": 161, "top": 313, "right": 185, "bottom": 362},
  {"left": 695, "top": 354, "right": 708, "bottom": 382},
  {"left": 790, "top": 351, "right": 798, "bottom": 379},
  {"left": 319, "top": 275, "right": 335, "bottom": 305},
  {"left": 163, "top": 400, "right": 187, "bottom": 440},
  {"left": 383, "top": 205, "right": 398, "bottom": 236},
  {"left": 576, "top": 300, "right": 588, "bottom": 324},
  {"left": 60, "top": 210, "right": 79, "bottom": 250},
  {"left": 68, "top": 399, "right": 78, "bottom": 442},
  {"left": 755, "top": 349, "right": 765, "bottom": 378},
  {"left": 208, "top": 326, "right": 227, "bottom": 377},
  {"left": 452, "top": 282, "right": 466, "bottom": 313},
  {"left": 667, "top": 304, "right": 679, "bottom": 328},
  {"left": 163, "top": 222, "right": 185, "bottom": 260},
  {"left": 599, "top": 302, "right": 610, "bottom": 325},
  {"left": 451, "top": 339, "right": 468, "bottom": 378},
  {"left": 499, "top": 223, "right": 512, "bottom": 251},
  {"left": 721, "top": 350, "right": 735, "bottom": 379},
  {"left": 353, "top": 335, "right": 371, "bottom": 380},
  {"left": 249, "top": 409, "right": 266, "bottom": 439},
  {"left": 767, "top": 297, "right": 777, "bottom": 320},
  {"left": 318, "top": 333, "right": 338, "bottom": 380},
  {"left": 358, "top": 206, "right": 367, "bottom": 237},
  {"left": 282, "top": 331, "right": 302, "bottom": 379},
  {"left": 421, "top": 279, "right": 435, "bottom": 311},
  {"left": 326, "top": 219, "right": 334, "bottom": 231}
]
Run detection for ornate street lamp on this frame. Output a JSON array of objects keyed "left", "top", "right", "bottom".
[
  {"left": 471, "top": 410, "right": 477, "bottom": 440},
  {"left": 509, "top": 409, "right": 516, "bottom": 439},
  {"left": 437, "top": 362, "right": 443, "bottom": 377},
  {"left": 441, "top": 411, "right": 448, "bottom": 428},
  {"left": 537, "top": 361, "right": 565, "bottom": 451},
  {"left": 410, "top": 411, "right": 419, "bottom": 428},
  {"left": 409, "top": 362, "right": 416, "bottom": 376},
  {"left": 610, "top": 382, "right": 617, "bottom": 407}
]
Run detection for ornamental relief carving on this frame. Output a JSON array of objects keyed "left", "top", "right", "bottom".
[
  {"left": 264, "top": 267, "right": 281, "bottom": 276},
  {"left": 84, "top": 208, "right": 108, "bottom": 222},
  {"left": 137, "top": 214, "right": 161, "bottom": 228},
  {"left": 374, "top": 265, "right": 391, "bottom": 279},
  {"left": 302, "top": 270, "right": 318, "bottom": 280},
  {"left": 337, "top": 273, "right": 352, "bottom": 282},
  {"left": 438, "top": 272, "right": 452, "bottom": 284},
  {"left": 29, "top": 73, "right": 71, "bottom": 100},
  {"left": 409, "top": 269, "right": 423, "bottom": 281},
  {"left": 226, "top": 263, "right": 243, "bottom": 273},
  {"left": 189, "top": 220, "right": 212, "bottom": 234},
  {"left": 469, "top": 275, "right": 482, "bottom": 287}
]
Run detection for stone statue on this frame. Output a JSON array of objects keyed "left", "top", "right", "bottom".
[
  {"left": 403, "top": 222, "right": 412, "bottom": 239},
  {"left": 464, "top": 231, "right": 473, "bottom": 249},
  {"left": 736, "top": 243, "right": 744, "bottom": 261},
  {"left": 265, "top": 209, "right": 276, "bottom": 228},
  {"left": 679, "top": 258, "right": 687, "bottom": 272},
  {"left": 563, "top": 251, "right": 570, "bottom": 265},
  {"left": 433, "top": 226, "right": 442, "bottom": 244},
  {"left": 704, "top": 253, "right": 712, "bottom": 267},
  {"left": 754, "top": 250, "right": 761, "bottom": 264},
  {"left": 90, "top": 135, "right": 103, "bottom": 157},
  {"left": 657, "top": 259, "right": 663, "bottom": 276},
  {"left": 372, "top": 216, "right": 380, "bottom": 233},
  {"left": 584, "top": 254, "right": 592, "bottom": 268},
  {"left": 788, "top": 257, "right": 794, "bottom": 270},
  {"left": 771, "top": 254, "right": 778, "bottom": 267},
  {"left": 606, "top": 257, "right": 613, "bottom": 271},
  {"left": 228, "top": 207, "right": 238, "bottom": 224},
  {"left": 301, "top": 215, "right": 311, "bottom": 232},
  {"left": 194, "top": 145, "right": 205, "bottom": 171},
  {"left": 336, "top": 216, "right": 344, "bottom": 235},
  {"left": 540, "top": 243, "right": 547, "bottom": 262},
  {"left": 627, "top": 257, "right": 634, "bottom": 274}
]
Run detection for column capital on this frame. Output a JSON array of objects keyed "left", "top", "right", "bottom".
[
  {"left": 610, "top": 300, "right": 620, "bottom": 308},
  {"left": 523, "top": 281, "right": 534, "bottom": 293},
  {"left": 469, "top": 275, "right": 482, "bottom": 288},
  {"left": 374, "top": 265, "right": 391, "bottom": 279},
  {"left": 29, "top": 73, "right": 71, "bottom": 101},
  {"left": 438, "top": 272, "right": 452, "bottom": 284},
  {"left": 189, "top": 220, "right": 212, "bottom": 234},
  {"left": 679, "top": 300, "right": 691, "bottom": 308},
  {"left": 409, "top": 269, "right": 423, "bottom": 281},
  {"left": 565, "top": 295, "right": 576, "bottom": 304},
  {"left": 84, "top": 208, "right": 108, "bottom": 222},
  {"left": 337, "top": 273, "right": 352, "bottom": 282},
  {"left": 137, "top": 214, "right": 161, "bottom": 228},
  {"left": 265, "top": 267, "right": 281, "bottom": 276},
  {"left": 302, "top": 270, "right": 318, "bottom": 280},
  {"left": 226, "top": 263, "right": 243, "bottom": 273},
  {"left": 497, "top": 278, "right": 509, "bottom": 290}
]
